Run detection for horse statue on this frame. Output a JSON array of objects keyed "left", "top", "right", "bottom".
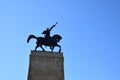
[{"left": 27, "top": 34, "right": 62, "bottom": 52}]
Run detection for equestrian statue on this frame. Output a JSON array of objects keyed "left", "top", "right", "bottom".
[{"left": 27, "top": 22, "right": 62, "bottom": 52}]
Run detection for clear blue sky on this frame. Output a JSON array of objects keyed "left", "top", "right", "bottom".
[{"left": 0, "top": 0, "right": 120, "bottom": 80}]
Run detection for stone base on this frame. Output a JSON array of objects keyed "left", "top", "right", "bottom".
[{"left": 27, "top": 50, "right": 64, "bottom": 80}]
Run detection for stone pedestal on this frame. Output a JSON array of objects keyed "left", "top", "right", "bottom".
[{"left": 27, "top": 51, "right": 64, "bottom": 80}]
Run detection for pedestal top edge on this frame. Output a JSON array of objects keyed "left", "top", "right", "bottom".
[{"left": 30, "top": 50, "right": 63, "bottom": 56}]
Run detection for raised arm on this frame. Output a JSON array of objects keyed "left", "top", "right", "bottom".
[{"left": 49, "top": 22, "right": 58, "bottom": 31}]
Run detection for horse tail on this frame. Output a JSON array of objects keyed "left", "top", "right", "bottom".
[{"left": 27, "top": 35, "right": 37, "bottom": 43}]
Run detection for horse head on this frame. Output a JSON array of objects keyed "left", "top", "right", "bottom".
[{"left": 52, "top": 34, "right": 62, "bottom": 42}]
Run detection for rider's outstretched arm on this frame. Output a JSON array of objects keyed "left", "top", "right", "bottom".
[{"left": 49, "top": 22, "right": 57, "bottom": 31}]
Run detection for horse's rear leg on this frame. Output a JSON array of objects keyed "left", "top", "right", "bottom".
[
  {"left": 35, "top": 44, "right": 39, "bottom": 51},
  {"left": 35, "top": 43, "right": 45, "bottom": 51},
  {"left": 40, "top": 45, "right": 45, "bottom": 51},
  {"left": 50, "top": 46, "right": 54, "bottom": 52}
]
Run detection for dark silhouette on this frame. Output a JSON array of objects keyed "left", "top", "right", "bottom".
[
  {"left": 42, "top": 22, "right": 57, "bottom": 38},
  {"left": 27, "top": 22, "right": 62, "bottom": 52},
  {"left": 27, "top": 34, "right": 62, "bottom": 53}
]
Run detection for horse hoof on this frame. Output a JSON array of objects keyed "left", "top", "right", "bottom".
[
  {"left": 43, "top": 50, "right": 45, "bottom": 52},
  {"left": 58, "top": 50, "right": 61, "bottom": 53}
]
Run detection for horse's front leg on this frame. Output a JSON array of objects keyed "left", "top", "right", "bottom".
[{"left": 56, "top": 44, "right": 61, "bottom": 53}]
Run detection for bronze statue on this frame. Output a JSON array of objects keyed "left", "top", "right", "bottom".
[
  {"left": 27, "top": 22, "right": 62, "bottom": 52},
  {"left": 42, "top": 22, "right": 57, "bottom": 38}
]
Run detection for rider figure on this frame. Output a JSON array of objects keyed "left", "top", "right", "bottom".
[{"left": 42, "top": 22, "right": 57, "bottom": 39}]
